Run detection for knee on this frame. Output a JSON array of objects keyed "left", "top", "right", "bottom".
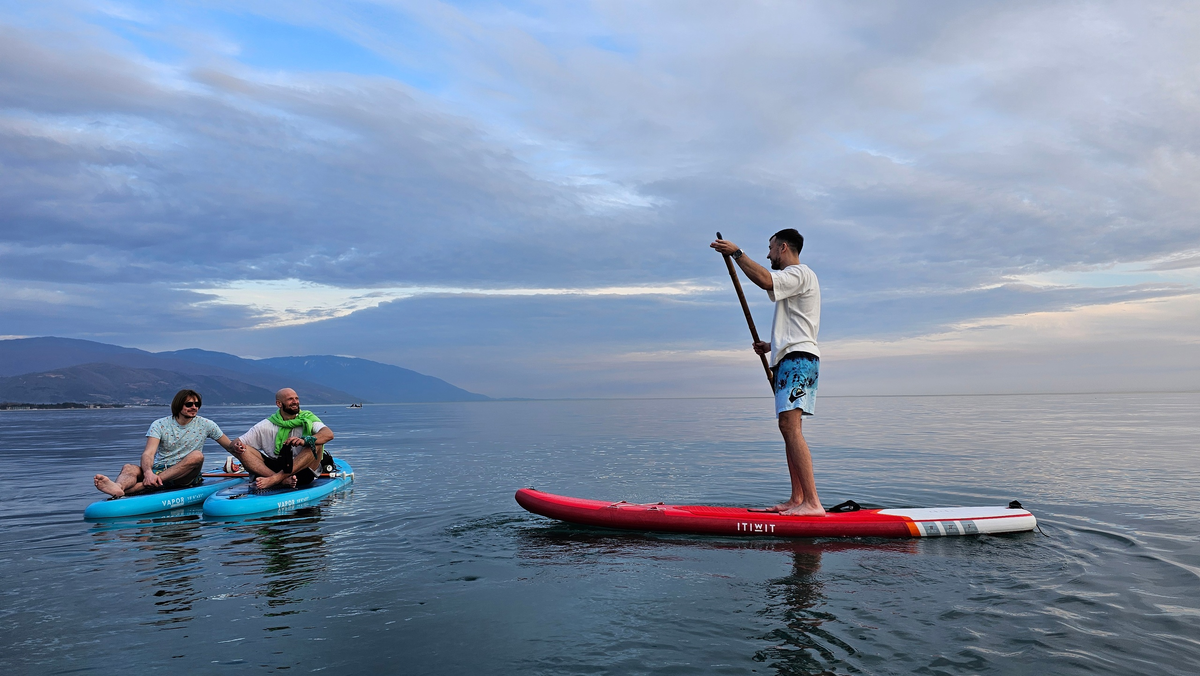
[
  {"left": 777, "top": 411, "right": 803, "bottom": 433},
  {"left": 183, "top": 451, "right": 204, "bottom": 465},
  {"left": 123, "top": 463, "right": 140, "bottom": 474}
]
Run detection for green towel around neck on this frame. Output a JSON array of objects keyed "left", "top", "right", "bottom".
[{"left": 268, "top": 410, "right": 322, "bottom": 455}]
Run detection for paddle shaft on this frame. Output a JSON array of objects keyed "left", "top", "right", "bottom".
[{"left": 716, "top": 232, "right": 775, "bottom": 390}]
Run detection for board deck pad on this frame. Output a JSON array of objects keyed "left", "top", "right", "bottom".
[
  {"left": 515, "top": 488, "right": 1037, "bottom": 539},
  {"left": 202, "top": 459, "right": 354, "bottom": 517}
]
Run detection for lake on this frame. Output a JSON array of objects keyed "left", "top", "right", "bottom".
[{"left": 2, "top": 393, "right": 1198, "bottom": 674}]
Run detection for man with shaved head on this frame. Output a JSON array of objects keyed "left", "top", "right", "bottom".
[{"left": 228, "top": 388, "right": 336, "bottom": 490}]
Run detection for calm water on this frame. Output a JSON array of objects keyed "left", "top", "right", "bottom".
[{"left": 1, "top": 394, "right": 1198, "bottom": 674}]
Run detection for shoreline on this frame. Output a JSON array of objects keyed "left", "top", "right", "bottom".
[{"left": 0, "top": 402, "right": 135, "bottom": 410}]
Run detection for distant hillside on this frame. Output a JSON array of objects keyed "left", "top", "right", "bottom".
[
  {"left": 0, "top": 337, "right": 356, "bottom": 402},
  {"left": 0, "top": 337, "right": 489, "bottom": 404},
  {"left": 0, "top": 363, "right": 275, "bottom": 405},
  {"left": 259, "top": 356, "right": 488, "bottom": 403},
  {"left": 0, "top": 337, "right": 145, "bottom": 377}
]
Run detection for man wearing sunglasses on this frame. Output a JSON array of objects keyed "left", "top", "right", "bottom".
[{"left": 93, "top": 388, "right": 240, "bottom": 497}]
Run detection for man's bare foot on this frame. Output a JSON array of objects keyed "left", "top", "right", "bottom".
[
  {"left": 768, "top": 500, "right": 800, "bottom": 513},
  {"left": 251, "top": 472, "right": 288, "bottom": 490},
  {"left": 285, "top": 475, "right": 298, "bottom": 488},
  {"left": 780, "top": 503, "right": 827, "bottom": 517},
  {"left": 94, "top": 474, "right": 124, "bottom": 498}
]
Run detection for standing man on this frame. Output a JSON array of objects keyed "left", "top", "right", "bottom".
[
  {"left": 229, "top": 388, "right": 335, "bottom": 490},
  {"left": 711, "top": 229, "right": 825, "bottom": 517},
  {"left": 93, "top": 389, "right": 240, "bottom": 497}
]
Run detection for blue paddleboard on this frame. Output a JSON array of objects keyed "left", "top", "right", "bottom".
[
  {"left": 84, "top": 476, "right": 246, "bottom": 519},
  {"left": 202, "top": 459, "right": 354, "bottom": 517}
]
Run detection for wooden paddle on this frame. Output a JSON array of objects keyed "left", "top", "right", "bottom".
[{"left": 716, "top": 232, "right": 774, "bottom": 390}]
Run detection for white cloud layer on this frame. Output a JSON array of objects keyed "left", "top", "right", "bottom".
[
  {"left": 188, "top": 278, "right": 718, "bottom": 327},
  {"left": 825, "top": 293, "right": 1200, "bottom": 362}
]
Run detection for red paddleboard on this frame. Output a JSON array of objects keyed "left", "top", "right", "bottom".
[{"left": 515, "top": 488, "right": 1037, "bottom": 539}]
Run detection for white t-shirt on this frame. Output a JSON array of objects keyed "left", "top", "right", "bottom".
[
  {"left": 240, "top": 418, "right": 328, "bottom": 458},
  {"left": 767, "top": 263, "right": 821, "bottom": 366}
]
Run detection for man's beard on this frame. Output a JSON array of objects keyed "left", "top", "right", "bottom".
[
  {"left": 770, "top": 258, "right": 783, "bottom": 270},
  {"left": 283, "top": 403, "right": 300, "bottom": 415}
]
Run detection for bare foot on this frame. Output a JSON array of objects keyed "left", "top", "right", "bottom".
[
  {"left": 94, "top": 474, "right": 124, "bottom": 498},
  {"left": 285, "top": 475, "right": 298, "bottom": 488},
  {"left": 780, "top": 503, "right": 827, "bottom": 517},
  {"left": 767, "top": 500, "right": 800, "bottom": 513},
  {"left": 251, "top": 472, "right": 288, "bottom": 490}
]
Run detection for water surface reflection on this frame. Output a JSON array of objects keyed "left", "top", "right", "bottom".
[
  {"left": 755, "top": 545, "right": 840, "bottom": 675},
  {"left": 217, "top": 508, "right": 331, "bottom": 611},
  {"left": 89, "top": 509, "right": 206, "bottom": 626},
  {"left": 515, "top": 524, "right": 924, "bottom": 675}
]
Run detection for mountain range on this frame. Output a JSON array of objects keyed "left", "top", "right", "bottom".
[{"left": 0, "top": 337, "right": 488, "bottom": 405}]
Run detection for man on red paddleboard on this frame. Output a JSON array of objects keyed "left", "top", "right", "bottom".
[{"left": 711, "top": 229, "right": 825, "bottom": 517}]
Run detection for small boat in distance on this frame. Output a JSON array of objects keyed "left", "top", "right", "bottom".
[{"left": 348, "top": 403, "right": 363, "bottom": 408}]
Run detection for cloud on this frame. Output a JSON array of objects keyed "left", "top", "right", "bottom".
[
  {"left": 1006, "top": 252, "right": 1200, "bottom": 290},
  {"left": 0, "top": 278, "right": 265, "bottom": 338},
  {"left": 826, "top": 292, "right": 1200, "bottom": 362},
  {"left": 187, "top": 278, "right": 719, "bottom": 327},
  {"left": 3, "top": 2, "right": 1200, "bottom": 395}
]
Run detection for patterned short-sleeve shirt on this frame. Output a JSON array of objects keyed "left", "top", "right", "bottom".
[{"left": 147, "top": 415, "right": 224, "bottom": 468}]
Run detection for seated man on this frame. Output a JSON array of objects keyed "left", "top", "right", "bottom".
[
  {"left": 94, "top": 389, "right": 239, "bottom": 497},
  {"left": 230, "top": 388, "right": 335, "bottom": 490}
]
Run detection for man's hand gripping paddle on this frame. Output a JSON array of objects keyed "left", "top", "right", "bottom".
[{"left": 716, "top": 232, "right": 775, "bottom": 390}]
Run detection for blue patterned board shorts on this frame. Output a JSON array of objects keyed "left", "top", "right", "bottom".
[{"left": 773, "top": 352, "right": 819, "bottom": 416}]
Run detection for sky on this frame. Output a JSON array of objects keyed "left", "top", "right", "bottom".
[{"left": 1, "top": 0, "right": 1198, "bottom": 398}]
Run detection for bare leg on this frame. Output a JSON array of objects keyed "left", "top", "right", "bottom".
[
  {"left": 770, "top": 450, "right": 802, "bottom": 512},
  {"left": 154, "top": 451, "right": 204, "bottom": 484},
  {"left": 94, "top": 463, "right": 142, "bottom": 497},
  {"left": 275, "top": 447, "right": 317, "bottom": 489},
  {"left": 293, "top": 447, "right": 318, "bottom": 473},
  {"left": 234, "top": 445, "right": 316, "bottom": 490},
  {"left": 230, "top": 445, "right": 289, "bottom": 489},
  {"left": 776, "top": 410, "right": 825, "bottom": 517}
]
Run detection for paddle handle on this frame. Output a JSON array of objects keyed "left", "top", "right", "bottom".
[{"left": 717, "top": 232, "right": 775, "bottom": 390}]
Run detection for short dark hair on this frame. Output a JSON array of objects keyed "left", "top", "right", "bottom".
[
  {"left": 171, "top": 389, "right": 202, "bottom": 417},
  {"left": 772, "top": 229, "right": 804, "bottom": 254}
]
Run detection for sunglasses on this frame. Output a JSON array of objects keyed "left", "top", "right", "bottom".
[{"left": 183, "top": 401, "right": 201, "bottom": 408}]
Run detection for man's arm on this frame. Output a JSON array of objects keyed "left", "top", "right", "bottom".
[
  {"left": 314, "top": 426, "right": 334, "bottom": 445},
  {"left": 274, "top": 426, "right": 334, "bottom": 474},
  {"left": 280, "top": 425, "right": 334, "bottom": 448},
  {"left": 227, "top": 436, "right": 280, "bottom": 478},
  {"left": 710, "top": 239, "right": 773, "bottom": 291},
  {"left": 141, "top": 437, "right": 162, "bottom": 488},
  {"left": 280, "top": 425, "right": 334, "bottom": 467}
]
